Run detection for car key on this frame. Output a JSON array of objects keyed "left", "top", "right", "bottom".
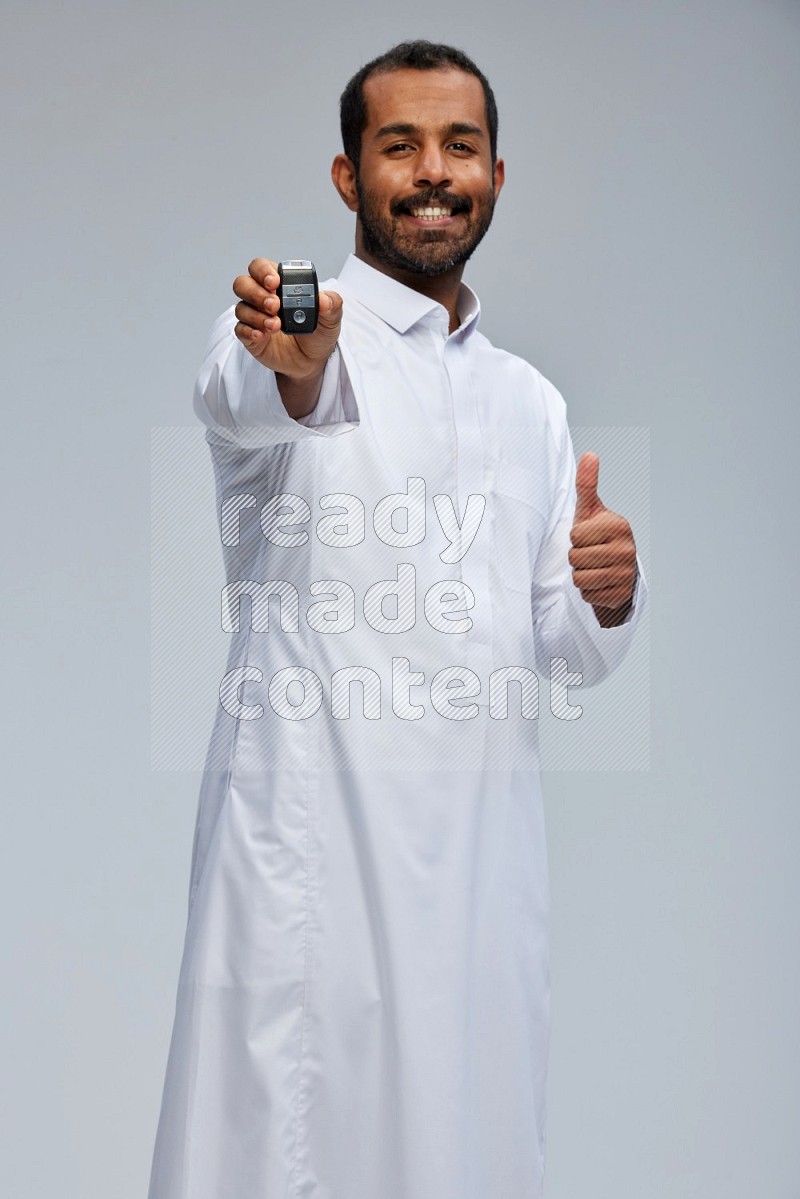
[{"left": 277, "top": 260, "right": 319, "bottom": 334}]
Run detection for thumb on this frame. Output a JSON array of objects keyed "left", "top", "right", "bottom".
[
  {"left": 574, "top": 452, "right": 603, "bottom": 521},
  {"left": 318, "top": 289, "right": 343, "bottom": 327}
]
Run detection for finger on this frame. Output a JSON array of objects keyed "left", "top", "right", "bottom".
[
  {"left": 579, "top": 584, "right": 632, "bottom": 609},
  {"left": 570, "top": 510, "right": 631, "bottom": 548},
  {"left": 234, "top": 301, "right": 280, "bottom": 335},
  {"left": 568, "top": 540, "right": 636, "bottom": 569},
  {"left": 572, "top": 565, "right": 633, "bottom": 592},
  {"left": 234, "top": 321, "right": 270, "bottom": 349},
  {"left": 248, "top": 258, "right": 281, "bottom": 290},
  {"left": 574, "top": 452, "right": 601, "bottom": 521},
  {"left": 233, "top": 275, "right": 280, "bottom": 312}
]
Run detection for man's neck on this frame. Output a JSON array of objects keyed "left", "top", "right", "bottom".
[{"left": 354, "top": 246, "right": 463, "bottom": 334}]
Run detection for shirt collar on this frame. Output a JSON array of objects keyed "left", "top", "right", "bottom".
[{"left": 335, "top": 253, "right": 481, "bottom": 338}]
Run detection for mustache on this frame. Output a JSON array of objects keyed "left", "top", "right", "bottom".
[{"left": 392, "top": 191, "right": 472, "bottom": 216}]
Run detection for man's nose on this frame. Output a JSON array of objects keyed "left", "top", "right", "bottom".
[{"left": 414, "top": 144, "right": 451, "bottom": 189}]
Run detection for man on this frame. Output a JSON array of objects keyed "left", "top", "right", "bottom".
[{"left": 148, "top": 40, "right": 646, "bottom": 1199}]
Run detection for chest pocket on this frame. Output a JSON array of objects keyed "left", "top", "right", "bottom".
[{"left": 491, "top": 463, "right": 550, "bottom": 595}]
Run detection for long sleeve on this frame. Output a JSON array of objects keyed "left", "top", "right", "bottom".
[
  {"left": 531, "top": 393, "right": 648, "bottom": 687},
  {"left": 193, "top": 305, "right": 360, "bottom": 448}
]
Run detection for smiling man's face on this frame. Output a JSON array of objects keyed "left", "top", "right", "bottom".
[{"left": 333, "top": 67, "right": 504, "bottom": 279}]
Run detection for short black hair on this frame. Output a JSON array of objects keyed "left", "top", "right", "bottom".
[{"left": 339, "top": 40, "right": 498, "bottom": 175}]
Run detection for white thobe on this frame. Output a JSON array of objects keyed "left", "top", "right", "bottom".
[{"left": 148, "top": 254, "right": 647, "bottom": 1199}]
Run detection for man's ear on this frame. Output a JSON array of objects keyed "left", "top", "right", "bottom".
[
  {"left": 492, "top": 157, "right": 505, "bottom": 201},
  {"left": 331, "top": 154, "right": 359, "bottom": 212}
]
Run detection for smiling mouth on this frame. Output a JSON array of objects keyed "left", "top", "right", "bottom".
[
  {"left": 396, "top": 195, "right": 471, "bottom": 220},
  {"left": 400, "top": 206, "right": 467, "bottom": 228},
  {"left": 410, "top": 206, "right": 453, "bottom": 221}
]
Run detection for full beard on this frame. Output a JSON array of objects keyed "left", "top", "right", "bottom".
[{"left": 355, "top": 180, "right": 496, "bottom": 277}]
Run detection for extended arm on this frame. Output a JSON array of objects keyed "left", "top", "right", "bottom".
[{"left": 193, "top": 257, "right": 358, "bottom": 447}]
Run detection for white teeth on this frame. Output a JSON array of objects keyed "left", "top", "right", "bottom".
[{"left": 411, "top": 207, "right": 451, "bottom": 220}]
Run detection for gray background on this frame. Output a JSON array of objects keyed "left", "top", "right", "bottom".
[{"left": 3, "top": 1, "right": 798, "bottom": 1195}]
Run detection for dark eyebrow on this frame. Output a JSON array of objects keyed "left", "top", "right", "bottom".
[{"left": 373, "top": 121, "right": 485, "bottom": 141}]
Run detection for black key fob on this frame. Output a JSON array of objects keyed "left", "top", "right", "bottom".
[{"left": 277, "top": 259, "right": 319, "bottom": 334}]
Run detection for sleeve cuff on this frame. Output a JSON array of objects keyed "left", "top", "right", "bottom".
[
  {"left": 194, "top": 311, "right": 360, "bottom": 448},
  {"left": 294, "top": 346, "right": 360, "bottom": 434}
]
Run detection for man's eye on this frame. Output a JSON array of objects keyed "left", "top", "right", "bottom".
[
  {"left": 386, "top": 143, "right": 413, "bottom": 153},
  {"left": 449, "top": 143, "right": 476, "bottom": 153}
]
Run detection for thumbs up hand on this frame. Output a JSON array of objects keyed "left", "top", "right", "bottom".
[{"left": 568, "top": 453, "right": 638, "bottom": 628}]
